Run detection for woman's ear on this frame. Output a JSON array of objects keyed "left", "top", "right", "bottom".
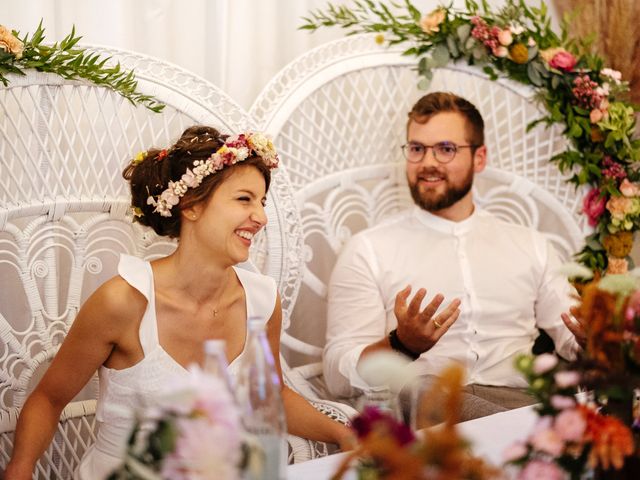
[{"left": 181, "top": 204, "right": 202, "bottom": 222}]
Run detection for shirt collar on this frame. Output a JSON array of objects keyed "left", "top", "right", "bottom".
[{"left": 411, "top": 204, "right": 479, "bottom": 235}]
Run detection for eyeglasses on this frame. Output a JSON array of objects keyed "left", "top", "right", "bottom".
[{"left": 401, "top": 141, "right": 479, "bottom": 164}]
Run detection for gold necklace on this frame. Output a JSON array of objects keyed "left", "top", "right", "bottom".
[{"left": 212, "top": 270, "right": 231, "bottom": 317}]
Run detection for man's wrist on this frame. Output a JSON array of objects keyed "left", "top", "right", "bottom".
[{"left": 388, "top": 328, "right": 421, "bottom": 361}]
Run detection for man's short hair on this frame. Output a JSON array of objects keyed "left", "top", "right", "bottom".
[{"left": 408, "top": 92, "right": 484, "bottom": 147}]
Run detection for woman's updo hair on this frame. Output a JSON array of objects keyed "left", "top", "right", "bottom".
[{"left": 123, "top": 125, "right": 272, "bottom": 238}]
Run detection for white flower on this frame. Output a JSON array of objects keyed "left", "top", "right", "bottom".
[
  {"left": 601, "top": 68, "right": 622, "bottom": 83},
  {"left": 510, "top": 24, "right": 525, "bottom": 35},
  {"left": 357, "top": 350, "right": 417, "bottom": 392},
  {"left": 598, "top": 273, "right": 640, "bottom": 296},
  {"left": 556, "top": 262, "right": 594, "bottom": 280}
]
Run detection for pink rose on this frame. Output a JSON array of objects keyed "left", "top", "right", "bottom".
[
  {"left": 533, "top": 353, "right": 558, "bottom": 374},
  {"left": 625, "top": 290, "right": 640, "bottom": 323},
  {"left": 503, "top": 442, "right": 528, "bottom": 462},
  {"left": 530, "top": 427, "right": 565, "bottom": 456},
  {"left": 554, "top": 408, "right": 586, "bottom": 441},
  {"left": 582, "top": 188, "right": 606, "bottom": 227},
  {"left": 551, "top": 394, "right": 576, "bottom": 410},
  {"left": 498, "top": 29, "right": 513, "bottom": 46},
  {"left": 518, "top": 460, "right": 564, "bottom": 480},
  {"left": 620, "top": 178, "right": 640, "bottom": 197},
  {"left": 554, "top": 370, "right": 581, "bottom": 388},
  {"left": 549, "top": 50, "right": 577, "bottom": 72}
]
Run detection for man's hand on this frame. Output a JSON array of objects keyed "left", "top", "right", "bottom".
[
  {"left": 394, "top": 285, "right": 461, "bottom": 355},
  {"left": 561, "top": 306, "right": 586, "bottom": 349}
]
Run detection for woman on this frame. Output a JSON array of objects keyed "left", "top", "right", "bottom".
[{"left": 6, "top": 126, "right": 353, "bottom": 479}]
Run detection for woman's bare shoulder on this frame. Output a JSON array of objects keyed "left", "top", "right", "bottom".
[{"left": 77, "top": 275, "right": 147, "bottom": 331}]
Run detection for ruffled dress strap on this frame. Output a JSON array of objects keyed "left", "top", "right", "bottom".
[{"left": 117, "top": 254, "right": 159, "bottom": 354}]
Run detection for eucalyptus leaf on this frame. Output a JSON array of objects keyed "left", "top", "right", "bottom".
[
  {"left": 527, "top": 62, "right": 543, "bottom": 86},
  {"left": 446, "top": 35, "right": 459, "bottom": 58},
  {"left": 472, "top": 45, "right": 486, "bottom": 61},
  {"left": 457, "top": 23, "right": 471, "bottom": 44},
  {"left": 418, "top": 76, "right": 432, "bottom": 90},
  {"left": 432, "top": 43, "right": 450, "bottom": 67}
]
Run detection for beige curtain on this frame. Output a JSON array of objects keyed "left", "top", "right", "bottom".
[{"left": 553, "top": 0, "right": 640, "bottom": 104}]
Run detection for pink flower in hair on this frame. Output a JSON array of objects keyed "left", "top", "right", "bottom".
[{"left": 181, "top": 168, "right": 198, "bottom": 188}]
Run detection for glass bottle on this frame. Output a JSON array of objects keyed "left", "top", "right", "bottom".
[
  {"left": 235, "top": 317, "right": 288, "bottom": 480},
  {"left": 203, "top": 338, "right": 235, "bottom": 396}
]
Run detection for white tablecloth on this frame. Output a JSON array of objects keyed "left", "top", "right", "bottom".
[{"left": 286, "top": 405, "right": 538, "bottom": 479}]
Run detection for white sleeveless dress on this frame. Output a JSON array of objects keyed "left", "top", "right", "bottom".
[{"left": 75, "top": 254, "right": 277, "bottom": 480}]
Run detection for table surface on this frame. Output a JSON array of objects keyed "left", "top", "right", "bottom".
[{"left": 286, "top": 404, "right": 538, "bottom": 479}]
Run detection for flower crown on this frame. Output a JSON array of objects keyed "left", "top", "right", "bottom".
[{"left": 143, "top": 132, "right": 279, "bottom": 217}]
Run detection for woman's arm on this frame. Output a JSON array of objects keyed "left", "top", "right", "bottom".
[
  {"left": 5, "top": 277, "right": 144, "bottom": 479},
  {"left": 266, "top": 295, "right": 356, "bottom": 451}
]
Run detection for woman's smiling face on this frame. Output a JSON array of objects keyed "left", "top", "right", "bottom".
[{"left": 187, "top": 165, "right": 268, "bottom": 265}]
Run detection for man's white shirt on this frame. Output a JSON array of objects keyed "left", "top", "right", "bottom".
[{"left": 324, "top": 205, "right": 579, "bottom": 398}]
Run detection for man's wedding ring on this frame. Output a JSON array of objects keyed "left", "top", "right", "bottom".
[{"left": 433, "top": 319, "right": 442, "bottom": 329}]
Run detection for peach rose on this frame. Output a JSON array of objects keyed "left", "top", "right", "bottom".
[
  {"left": 606, "top": 195, "right": 633, "bottom": 220},
  {"left": 607, "top": 257, "right": 629, "bottom": 275},
  {"left": 498, "top": 29, "right": 513, "bottom": 46},
  {"left": 492, "top": 46, "right": 509, "bottom": 58},
  {"left": 419, "top": 8, "right": 445, "bottom": 34},
  {"left": 590, "top": 109, "right": 604, "bottom": 124},
  {"left": 619, "top": 179, "right": 640, "bottom": 197},
  {"left": 0, "top": 25, "right": 24, "bottom": 59}
]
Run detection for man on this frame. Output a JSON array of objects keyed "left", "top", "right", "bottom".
[{"left": 323, "top": 92, "right": 580, "bottom": 419}]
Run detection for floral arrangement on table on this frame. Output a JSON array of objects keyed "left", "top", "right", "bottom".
[
  {"left": 332, "top": 364, "right": 501, "bottom": 480},
  {"left": 0, "top": 22, "right": 163, "bottom": 111},
  {"left": 301, "top": 0, "right": 640, "bottom": 275},
  {"left": 506, "top": 271, "right": 640, "bottom": 479},
  {"left": 108, "top": 367, "right": 257, "bottom": 480}
]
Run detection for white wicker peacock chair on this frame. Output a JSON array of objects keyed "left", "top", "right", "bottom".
[
  {"left": 250, "top": 34, "right": 591, "bottom": 404},
  {"left": 0, "top": 46, "right": 346, "bottom": 478}
]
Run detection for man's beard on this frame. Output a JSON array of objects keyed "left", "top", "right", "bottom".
[{"left": 409, "top": 167, "right": 474, "bottom": 212}]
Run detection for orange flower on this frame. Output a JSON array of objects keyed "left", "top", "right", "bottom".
[
  {"left": 580, "top": 405, "right": 634, "bottom": 470},
  {"left": 579, "top": 282, "right": 624, "bottom": 370},
  {"left": 602, "top": 231, "right": 634, "bottom": 258},
  {"left": 509, "top": 43, "right": 529, "bottom": 64}
]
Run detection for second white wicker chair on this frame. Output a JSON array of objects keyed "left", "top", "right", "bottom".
[{"left": 250, "top": 34, "right": 591, "bottom": 404}]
